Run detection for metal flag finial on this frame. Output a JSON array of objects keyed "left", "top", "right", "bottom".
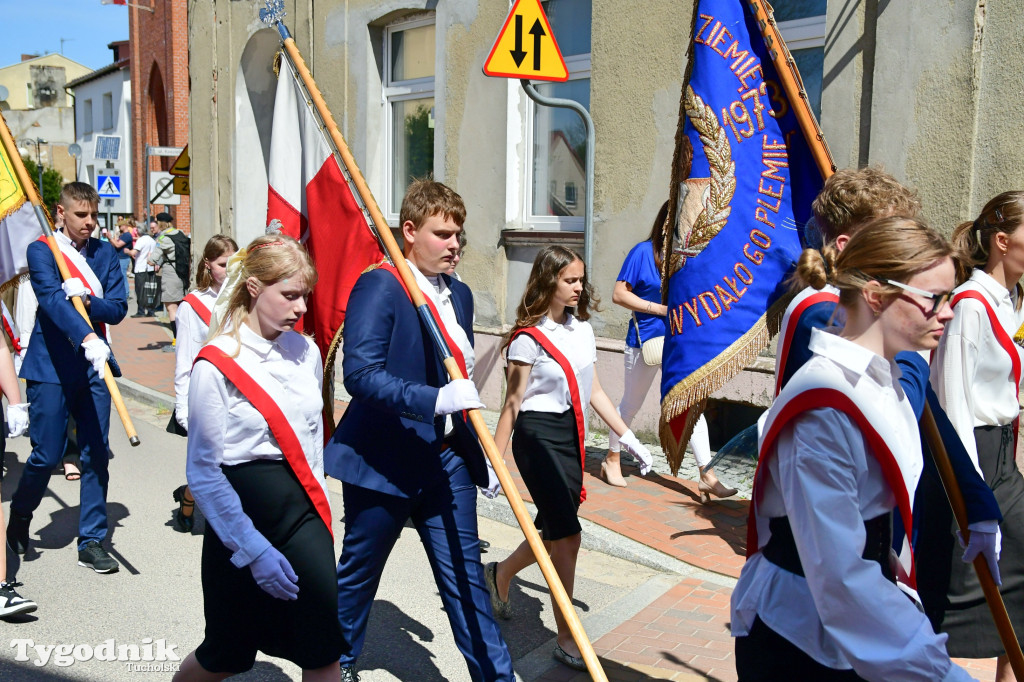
[{"left": 259, "top": 0, "right": 286, "bottom": 27}]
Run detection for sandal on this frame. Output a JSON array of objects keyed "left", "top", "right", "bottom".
[
  {"left": 172, "top": 485, "right": 195, "bottom": 533},
  {"left": 62, "top": 455, "right": 81, "bottom": 482}
]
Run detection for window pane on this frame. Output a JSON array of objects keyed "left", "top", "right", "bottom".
[
  {"left": 391, "top": 97, "right": 435, "bottom": 214},
  {"left": 532, "top": 79, "right": 589, "bottom": 218},
  {"left": 792, "top": 48, "right": 824, "bottom": 120},
  {"left": 772, "top": 0, "right": 827, "bottom": 23},
  {"left": 541, "top": 0, "right": 591, "bottom": 58},
  {"left": 390, "top": 24, "right": 435, "bottom": 83}
]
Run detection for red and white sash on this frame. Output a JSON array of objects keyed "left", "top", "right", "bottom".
[
  {"left": 40, "top": 234, "right": 111, "bottom": 342},
  {"left": 751, "top": 373, "right": 919, "bottom": 590},
  {"left": 510, "top": 326, "right": 588, "bottom": 503},
  {"left": 182, "top": 292, "right": 212, "bottom": 328},
  {"left": 951, "top": 289, "right": 1022, "bottom": 451},
  {"left": 1, "top": 301, "right": 20, "bottom": 354},
  {"left": 195, "top": 338, "right": 333, "bottom": 535},
  {"left": 774, "top": 285, "right": 840, "bottom": 397}
]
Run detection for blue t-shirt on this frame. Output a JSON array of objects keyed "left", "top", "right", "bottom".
[
  {"left": 116, "top": 233, "right": 134, "bottom": 261},
  {"left": 617, "top": 241, "right": 666, "bottom": 347}
]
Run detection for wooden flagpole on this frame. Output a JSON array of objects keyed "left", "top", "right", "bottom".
[
  {"left": 0, "top": 113, "right": 139, "bottom": 447},
  {"left": 750, "top": 2, "right": 1023, "bottom": 673},
  {"left": 921, "top": 407, "right": 1024, "bottom": 678},
  {"left": 263, "top": 5, "right": 607, "bottom": 679}
]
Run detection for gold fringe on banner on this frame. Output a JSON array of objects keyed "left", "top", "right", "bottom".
[{"left": 658, "top": 295, "right": 789, "bottom": 472}]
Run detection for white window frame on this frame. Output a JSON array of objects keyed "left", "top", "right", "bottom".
[
  {"left": 523, "top": 51, "right": 591, "bottom": 232},
  {"left": 382, "top": 14, "right": 436, "bottom": 225}
]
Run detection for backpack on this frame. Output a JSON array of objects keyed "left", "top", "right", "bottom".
[{"left": 167, "top": 231, "right": 192, "bottom": 288}]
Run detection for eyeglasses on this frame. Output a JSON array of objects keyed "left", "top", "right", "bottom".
[{"left": 858, "top": 271, "right": 954, "bottom": 314}]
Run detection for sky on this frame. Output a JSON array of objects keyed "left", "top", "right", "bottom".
[{"left": 1, "top": 1, "right": 130, "bottom": 71}]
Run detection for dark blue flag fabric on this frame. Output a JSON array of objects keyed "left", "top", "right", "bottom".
[{"left": 660, "top": 0, "right": 826, "bottom": 468}]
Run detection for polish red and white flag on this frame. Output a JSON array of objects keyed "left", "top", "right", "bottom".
[{"left": 266, "top": 56, "right": 383, "bottom": 364}]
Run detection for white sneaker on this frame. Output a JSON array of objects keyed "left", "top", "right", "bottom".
[{"left": 0, "top": 581, "right": 37, "bottom": 618}]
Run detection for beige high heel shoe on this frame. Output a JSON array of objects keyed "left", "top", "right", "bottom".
[
  {"left": 600, "top": 460, "right": 628, "bottom": 488},
  {"left": 697, "top": 479, "right": 738, "bottom": 504}
]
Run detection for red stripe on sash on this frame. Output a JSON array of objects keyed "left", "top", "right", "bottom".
[
  {"left": 511, "top": 327, "right": 588, "bottom": 503},
  {"left": 748, "top": 388, "right": 916, "bottom": 589},
  {"left": 182, "top": 293, "right": 212, "bottom": 327},
  {"left": 38, "top": 236, "right": 107, "bottom": 339},
  {"left": 952, "top": 290, "right": 1022, "bottom": 452},
  {"left": 381, "top": 264, "right": 469, "bottom": 378},
  {"left": 1, "top": 315, "right": 20, "bottom": 354},
  {"left": 775, "top": 291, "right": 839, "bottom": 397},
  {"left": 195, "top": 346, "right": 333, "bottom": 537}
]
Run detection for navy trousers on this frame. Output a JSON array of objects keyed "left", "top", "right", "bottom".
[
  {"left": 12, "top": 377, "right": 111, "bottom": 549},
  {"left": 336, "top": 452, "right": 514, "bottom": 681}
]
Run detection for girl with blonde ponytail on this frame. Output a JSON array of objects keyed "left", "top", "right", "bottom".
[
  {"left": 174, "top": 234, "right": 343, "bottom": 682},
  {"left": 733, "top": 217, "right": 974, "bottom": 680},
  {"left": 931, "top": 190, "right": 1024, "bottom": 680}
]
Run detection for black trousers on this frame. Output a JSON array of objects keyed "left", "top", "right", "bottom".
[{"left": 735, "top": 617, "right": 867, "bottom": 681}]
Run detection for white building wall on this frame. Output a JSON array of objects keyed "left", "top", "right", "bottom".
[{"left": 72, "top": 68, "right": 133, "bottom": 217}]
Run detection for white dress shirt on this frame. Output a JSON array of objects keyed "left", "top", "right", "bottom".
[
  {"left": 173, "top": 287, "right": 217, "bottom": 430},
  {"left": 931, "top": 269, "right": 1024, "bottom": 472},
  {"left": 732, "top": 329, "right": 970, "bottom": 682},
  {"left": 508, "top": 314, "right": 598, "bottom": 417},
  {"left": 186, "top": 325, "right": 324, "bottom": 568}
]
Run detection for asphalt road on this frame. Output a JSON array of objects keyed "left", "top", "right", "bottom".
[{"left": 0, "top": 397, "right": 676, "bottom": 681}]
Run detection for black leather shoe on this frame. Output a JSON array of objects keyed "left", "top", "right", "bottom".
[{"left": 6, "top": 512, "right": 31, "bottom": 555}]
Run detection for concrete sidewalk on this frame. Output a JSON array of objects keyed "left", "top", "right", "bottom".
[{"left": 108, "top": 306, "right": 998, "bottom": 681}]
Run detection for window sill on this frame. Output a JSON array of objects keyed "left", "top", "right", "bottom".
[{"left": 500, "top": 229, "right": 584, "bottom": 249}]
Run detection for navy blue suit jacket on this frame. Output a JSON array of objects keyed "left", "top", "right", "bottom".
[
  {"left": 783, "top": 297, "right": 1000, "bottom": 527},
  {"left": 324, "top": 268, "right": 487, "bottom": 498},
  {"left": 20, "top": 237, "right": 127, "bottom": 385}
]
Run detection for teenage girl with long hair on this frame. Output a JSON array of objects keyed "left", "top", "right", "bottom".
[
  {"left": 167, "top": 234, "right": 238, "bottom": 532},
  {"left": 173, "top": 234, "right": 343, "bottom": 681},
  {"left": 484, "top": 245, "right": 652, "bottom": 671},
  {"left": 733, "top": 217, "right": 973, "bottom": 681},
  {"left": 932, "top": 191, "right": 1024, "bottom": 682}
]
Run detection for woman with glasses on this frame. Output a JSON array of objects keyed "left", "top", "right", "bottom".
[
  {"left": 931, "top": 191, "right": 1024, "bottom": 681},
  {"left": 732, "top": 216, "right": 973, "bottom": 681}
]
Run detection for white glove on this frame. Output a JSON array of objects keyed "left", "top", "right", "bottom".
[
  {"left": 6, "top": 403, "right": 28, "bottom": 438},
  {"left": 62, "top": 277, "right": 89, "bottom": 300},
  {"left": 480, "top": 458, "right": 501, "bottom": 499},
  {"left": 434, "top": 379, "right": 484, "bottom": 416},
  {"left": 82, "top": 338, "right": 111, "bottom": 376},
  {"left": 618, "top": 430, "right": 653, "bottom": 476},
  {"left": 958, "top": 522, "right": 1001, "bottom": 585}
]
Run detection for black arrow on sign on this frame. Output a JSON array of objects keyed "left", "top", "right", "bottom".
[
  {"left": 529, "top": 19, "right": 546, "bottom": 70},
  {"left": 510, "top": 15, "right": 527, "bottom": 67}
]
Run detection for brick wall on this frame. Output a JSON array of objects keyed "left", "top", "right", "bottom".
[{"left": 128, "top": 0, "right": 191, "bottom": 234}]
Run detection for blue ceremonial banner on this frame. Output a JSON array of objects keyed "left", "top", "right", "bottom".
[{"left": 660, "top": 0, "right": 826, "bottom": 466}]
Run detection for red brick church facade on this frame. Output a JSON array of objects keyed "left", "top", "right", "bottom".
[{"left": 128, "top": 0, "right": 190, "bottom": 233}]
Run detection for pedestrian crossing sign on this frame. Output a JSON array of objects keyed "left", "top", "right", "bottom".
[
  {"left": 96, "top": 174, "right": 121, "bottom": 198},
  {"left": 484, "top": 0, "right": 568, "bottom": 82}
]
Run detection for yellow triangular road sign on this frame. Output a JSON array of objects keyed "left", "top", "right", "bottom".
[
  {"left": 169, "top": 145, "right": 189, "bottom": 177},
  {"left": 484, "top": 0, "right": 568, "bottom": 82}
]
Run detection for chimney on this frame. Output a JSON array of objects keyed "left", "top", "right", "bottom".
[{"left": 21, "top": 54, "right": 40, "bottom": 62}]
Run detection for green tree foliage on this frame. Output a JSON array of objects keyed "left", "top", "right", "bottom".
[
  {"left": 404, "top": 105, "right": 434, "bottom": 182},
  {"left": 20, "top": 156, "right": 64, "bottom": 209}
]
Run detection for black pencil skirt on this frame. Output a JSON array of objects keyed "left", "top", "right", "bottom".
[
  {"left": 941, "top": 424, "right": 1024, "bottom": 658},
  {"left": 195, "top": 460, "right": 345, "bottom": 673},
  {"left": 512, "top": 409, "right": 583, "bottom": 542}
]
